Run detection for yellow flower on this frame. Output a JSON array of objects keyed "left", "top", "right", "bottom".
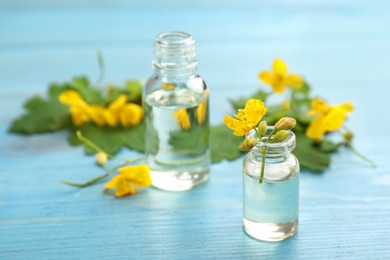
[
  {"left": 162, "top": 82, "right": 175, "bottom": 90},
  {"left": 259, "top": 58, "right": 304, "bottom": 94},
  {"left": 59, "top": 90, "right": 91, "bottom": 126},
  {"left": 306, "top": 98, "right": 354, "bottom": 140},
  {"left": 60, "top": 91, "right": 144, "bottom": 128},
  {"left": 196, "top": 101, "right": 208, "bottom": 124},
  {"left": 105, "top": 164, "right": 152, "bottom": 197},
  {"left": 69, "top": 104, "right": 90, "bottom": 126},
  {"left": 224, "top": 99, "right": 268, "bottom": 136},
  {"left": 174, "top": 109, "right": 191, "bottom": 130},
  {"left": 119, "top": 103, "right": 143, "bottom": 127},
  {"left": 106, "top": 94, "right": 128, "bottom": 126},
  {"left": 59, "top": 90, "right": 85, "bottom": 106},
  {"left": 88, "top": 105, "right": 106, "bottom": 127}
]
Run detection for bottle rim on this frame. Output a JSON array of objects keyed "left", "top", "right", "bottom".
[
  {"left": 246, "top": 127, "right": 296, "bottom": 155},
  {"left": 155, "top": 31, "right": 194, "bottom": 46}
]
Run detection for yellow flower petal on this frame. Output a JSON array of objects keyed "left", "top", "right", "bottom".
[
  {"left": 306, "top": 116, "right": 327, "bottom": 140},
  {"left": 308, "top": 98, "right": 329, "bottom": 116},
  {"left": 339, "top": 102, "right": 354, "bottom": 113},
  {"left": 272, "top": 81, "right": 287, "bottom": 94},
  {"left": 119, "top": 103, "right": 143, "bottom": 127},
  {"left": 243, "top": 99, "right": 267, "bottom": 126},
  {"left": 162, "top": 83, "right": 175, "bottom": 90},
  {"left": 286, "top": 74, "right": 304, "bottom": 89},
  {"left": 108, "top": 94, "right": 128, "bottom": 113},
  {"left": 69, "top": 104, "right": 90, "bottom": 126},
  {"left": 59, "top": 90, "right": 85, "bottom": 106},
  {"left": 224, "top": 99, "right": 267, "bottom": 136},
  {"left": 258, "top": 71, "right": 275, "bottom": 85},
  {"left": 105, "top": 174, "right": 121, "bottom": 189},
  {"left": 106, "top": 164, "right": 151, "bottom": 198},
  {"left": 102, "top": 109, "right": 118, "bottom": 127},
  {"left": 88, "top": 105, "right": 106, "bottom": 127},
  {"left": 196, "top": 101, "right": 207, "bottom": 124},
  {"left": 174, "top": 109, "right": 191, "bottom": 130},
  {"left": 272, "top": 58, "right": 288, "bottom": 75},
  {"left": 115, "top": 178, "right": 136, "bottom": 197}
]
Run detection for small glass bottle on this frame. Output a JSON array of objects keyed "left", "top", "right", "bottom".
[
  {"left": 243, "top": 128, "right": 299, "bottom": 241},
  {"left": 144, "top": 31, "right": 210, "bottom": 191}
]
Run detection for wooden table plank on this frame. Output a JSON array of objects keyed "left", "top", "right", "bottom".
[{"left": 1, "top": 1, "right": 390, "bottom": 259}]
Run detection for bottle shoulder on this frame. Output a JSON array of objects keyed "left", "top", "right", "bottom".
[
  {"left": 145, "top": 74, "right": 207, "bottom": 92},
  {"left": 144, "top": 74, "right": 209, "bottom": 108}
]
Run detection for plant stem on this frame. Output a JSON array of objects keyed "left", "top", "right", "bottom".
[
  {"left": 257, "top": 128, "right": 277, "bottom": 184},
  {"left": 76, "top": 131, "right": 140, "bottom": 163},
  {"left": 95, "top": 48, "right": 105, "bottom": 86},
  {"left": 346, "top": 142, "right": 377, "bottom": 168},
  {"left": 259, "top": 146, "right": 266, "bottom": 184},
  {"left": 266, "top": 128, "right": 277, "bottom": 143},
  {"left": 61, "top": 163, "right": 126, "bottom": 188},
  {"left": 76, "top": 131, "right": 109, "bottom": 155},
  {"left": 253, "top": 127, "right": 261, "bottom": 138}
]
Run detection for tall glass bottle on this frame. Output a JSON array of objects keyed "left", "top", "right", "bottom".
[
  {"left": 144, "top": 31, "right": 210, "bottom": 191},
  {"left": 243, "top": 128, "right": 299, "bottom": 241}
]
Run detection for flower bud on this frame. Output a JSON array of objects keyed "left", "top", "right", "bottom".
[
  {"left": 239, "top": 138, "right": 259, "bottom": 151},
  {"left": 272, "top": 130, "right": 289, "bottom": 142},
  {"left": 96, "top": 152, "right": 108, "bottom": 166},
  {"left": 343, "top": 131, "right": 354, "bottom": 143},
  {"left": 257, "top": 121, "right": 267, "bottom": 137},
  {"left": 275, "top": 117, "right": 296, "bottom": 130}
]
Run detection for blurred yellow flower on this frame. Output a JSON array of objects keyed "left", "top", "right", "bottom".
[
  {"left": 105, "top": 164, "right": 152, "bottom": 197},
  {"left": 59, "top": 90, "right": 84, "bottom": 106},
  {"left": 68, "top": 104, "right": 90, "bottom": 126},
  {"left": 306, "top": 98, "right": 354, "bottom": 140},
  {"left": 259, "top": 58, "right": 304, "bottom": 94},
  {"left": 88, "top": 105, "right": 106, "bottom": 127},
  {"left": 224, "top": 99, "right": 268, "bottom": 136},
  {"left": 106, "top": 94, "right": 128, "bottom": 126},
  {"left": 59, "top": 91, "right": 143, "bottom": 128},
  {"left": 119, "top": 103, "right": 143, "bottom": 127},
  {"left": 59, "top": 90, "right": 91, "bottom": 126},
  {"left": 196, "top": 101, "right": 207, "bottom": 124},
  {"left": 174, "top": 109, "right": 191, "bottom": 130},
  {"left": 162, "top": 82, "right": 175, "bottom": 90}
]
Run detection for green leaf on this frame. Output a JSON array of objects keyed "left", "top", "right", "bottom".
[
  {"left": 23, "top": 96, "right": 45, "bottom": 109},
  {"left": 10, "top": 98, "right": 70, "bottom": 134},
  {"left": 71, "top": 76, "right": 104, "bottom": 104},
  {"left": 210, "top": 124, "right": 244, "bottom": 163},
  {"left": 317, "top": 140, "right": 342, "bottom": 153},
  {"left": 169, "top": 125, "right": 209, "bottom": 156},
  {"left": 105, "top": 87, "right": 123, "bottom": 105},
  {"left": 293, "top": 133, "right": 331, "bottom": 171},
  {"left": 68, "top": 122, "right": 145, "bottom": 154},
  {"left": 125, "top": 80, "right": 143, "bottom": 104},
  {"left": 293, "top": 81, "right": 311, "bottom": 94}
]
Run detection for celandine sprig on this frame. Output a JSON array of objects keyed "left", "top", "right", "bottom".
[
  {"left": 224, "top": 99, "right": 297, "bottom": 184},
  {"left": 61, "top": 131, "right": 151, "bottom": 198}
]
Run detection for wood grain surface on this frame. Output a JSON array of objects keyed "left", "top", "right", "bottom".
[{"left": 1, "top": 1, "right": 389, "bottom": 259}]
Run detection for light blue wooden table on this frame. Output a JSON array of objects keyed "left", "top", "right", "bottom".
[{"left": 1, "top": 1, "right": 390, "bottom": 259}]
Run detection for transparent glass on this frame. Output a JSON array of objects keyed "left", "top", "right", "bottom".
[
  {"left": 144, "top": 31, "right": 210, "bottom": 191},
  {"left": 243, "top": 128, "right": 299, "bottom": 241}
]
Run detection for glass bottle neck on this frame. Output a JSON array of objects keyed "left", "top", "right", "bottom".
[
  {"left": 251, "top": 146, "right": 291, "bottom": 163},
  {"left": 152, "top": 31, "right": 198, "bottom": 81}
]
